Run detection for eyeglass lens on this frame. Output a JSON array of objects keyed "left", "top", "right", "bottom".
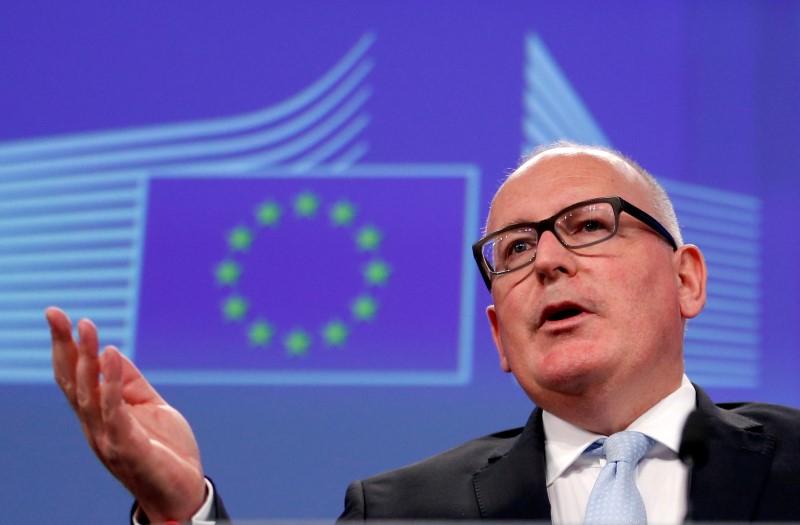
[{"left": 483, "top": 201, "right": 618, "bottom": 272}]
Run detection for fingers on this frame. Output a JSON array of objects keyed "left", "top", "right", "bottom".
[
  {"left": 74, "top": 318, "right": 104, "bottom": 438},
  {"left": 99, "top": 347, "right": 134, "bottom": 445},
  {"left": 48, "top": 307, "right": 79, "bottom": 410},
  {"left": 49, "top": 308, "right": 110, "bottom": 456},
  {"left": 116, "top": 349, "right": 163, "bottom": 405}
]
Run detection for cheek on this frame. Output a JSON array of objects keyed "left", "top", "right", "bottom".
[
  {"left": 494, "top": 283, "right": 538, "bottom": 331},
  {"left": 608, "top": 259, "right": 681, "bottom": 335}
]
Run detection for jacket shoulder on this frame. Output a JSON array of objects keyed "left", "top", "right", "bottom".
[
  {"left": 342, "top": 427, "right": 525, "bottom": 520},
  {"left": 374, "top": 426, "right": 524, "bottom": 480},
  {"left": 715, "top": 400, "right": 800, "bottom": 431}
]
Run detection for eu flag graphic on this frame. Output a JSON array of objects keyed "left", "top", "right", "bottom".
[{"left": 135, "top": 168, "right": 478, "bottom": 385}]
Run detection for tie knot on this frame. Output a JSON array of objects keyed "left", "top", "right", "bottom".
[{"left": 602, "top": 431, "right": 654, "bottom": 464}]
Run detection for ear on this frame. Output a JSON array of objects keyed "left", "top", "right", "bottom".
[
  {"left": 486, "top": 305, "right": 511, "bottom": 373},
  {"left": 674, "top": 244, "right": 707, "bottom": 319}
]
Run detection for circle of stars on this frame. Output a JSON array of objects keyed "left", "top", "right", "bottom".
[{"left": 215, "top": 191, "right": 390, "bottom": 357}]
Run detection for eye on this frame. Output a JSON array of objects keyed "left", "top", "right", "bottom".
[
  {"left": 559, "top": 204, "right": 615, "bottom": 241},
  {"left": 579, "top": 219, "right": 607, "bottom": 233},
  {"left": 510, "top": 240, "right": 532, "bottom": 254},
  {"left": 503, "top": 236, "right": 536, "bottom": 266},
  {"left": 491, "top": 230, "right": 537, "bottom": 270}
]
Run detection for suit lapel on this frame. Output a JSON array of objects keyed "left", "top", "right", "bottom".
[
  {"left": 471, "top": 386, "right": 778, "bottom": 521},
  {"left": 690, "top": 386, "right": 777, "bottom": 521},
  {"left": 472, "top": 409, "right": 551, "bottom": 520}
]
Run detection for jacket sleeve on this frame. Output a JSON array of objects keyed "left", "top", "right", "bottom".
[
  {"left": 129, "top": 477, "right": 230, "bottom": 524},
  {"left": 337, "top": 480, "right": 366, "bottom": 521}
]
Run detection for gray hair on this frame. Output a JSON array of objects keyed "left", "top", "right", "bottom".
[{"left": 517, "top": 141, "right": 684, "bottom": 246}]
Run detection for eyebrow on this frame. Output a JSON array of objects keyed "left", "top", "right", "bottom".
[{"left": 491, "top": 217, "right": 539, "bottom": 233}]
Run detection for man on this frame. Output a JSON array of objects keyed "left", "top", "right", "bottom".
[{"left": 49, "top": 143, "right": 800, "bottom": 524}]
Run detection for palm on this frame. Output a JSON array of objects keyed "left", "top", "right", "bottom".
[
  {"left": 105, "top": 356, "right": 203, "bottom": 512},
  {"left": 49, "top": 307, "right": 206, "bottom": 522}
]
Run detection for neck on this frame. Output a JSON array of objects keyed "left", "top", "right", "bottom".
[{"left": 536, "top": 374, "right": 683, "bottom": 436}]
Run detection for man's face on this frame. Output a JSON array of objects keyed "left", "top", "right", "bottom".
[{"left": 485, "top": 149, "right": 700, "bottom": 419}]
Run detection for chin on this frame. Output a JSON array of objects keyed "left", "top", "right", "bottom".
[
  {"left": 540, "top": 374, "right": 595, "bottom": 397},
  {"left": 521, "top": 364, "right": 598, "bottom": 399},
  {"left": 534, "top": 353, "right": 617, "bottom": 398}
]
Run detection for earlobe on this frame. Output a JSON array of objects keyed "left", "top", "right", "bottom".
[
  {"left": 487, "top": 305, "right": 511, "bottom": 373},
  {"left": 674, "top": 244, "right": 707, "bottom": 319}
]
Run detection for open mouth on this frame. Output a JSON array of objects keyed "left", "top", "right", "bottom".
[
  {"left": 539, "top": 302, "right": 588, "bottom": 327},
  {"left": 547, "top": 308, "right": 583, "bottom": 322}
]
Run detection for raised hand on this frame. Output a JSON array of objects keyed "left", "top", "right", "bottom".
[{"left": 47, "top": 307, "right": 207, "bottom": 523}]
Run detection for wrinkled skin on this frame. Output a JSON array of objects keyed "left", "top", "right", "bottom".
[
  {"left": 48, "top": 307, "right": 206, "bottom": 523},
  {"left": 485, "top": 148, "right": 707, "bottom": 435},
  {"left": 47, "top": 145, "right": 708, "bottom": 521}
]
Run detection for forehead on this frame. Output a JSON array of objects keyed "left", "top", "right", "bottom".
[{"left": 487, "top": 149, "right": 650, "bottom": 232}]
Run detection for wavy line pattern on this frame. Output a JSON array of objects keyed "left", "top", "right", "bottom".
[
  {"left": 0, "top": 34, "right": 376, "bottom": 382},
  {"left": 663, "top": 181, "right": 762, "bottom": 388},
  {"left": 522, "top": 33, "right": 762, "bottom": 388},
  {"left": 522, "top": 33, "right": 610, "bottom": 154}
]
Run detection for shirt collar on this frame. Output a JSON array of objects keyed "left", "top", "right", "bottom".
[{"left": 542, "top": 374, "right": 696, "bottom": 485}]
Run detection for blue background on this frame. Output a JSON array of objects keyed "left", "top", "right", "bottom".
[{"left": 2, "top": 2, "right": 799, "bottom": 522}]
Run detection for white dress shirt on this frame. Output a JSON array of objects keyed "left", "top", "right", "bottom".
[
  {"left": 132, "top": 478, "right": 215, "bottom": 525},
  {"left": 544, "top": 375, "right": 696, "bottom": 525}
]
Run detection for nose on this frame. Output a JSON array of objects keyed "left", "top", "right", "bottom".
[{"left": 532, "top": 230, "right": 576, "bottom": 281}]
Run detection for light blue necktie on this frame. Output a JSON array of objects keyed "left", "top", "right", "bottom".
[{"left": 583, "top": 431, "right": 655, "bottom": 525}]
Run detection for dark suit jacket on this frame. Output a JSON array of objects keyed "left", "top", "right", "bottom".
[
  {"left": 338, "top": 386, "right": 800, "bottom": 521},
  {"left": 134, "top": 387, "right": 800, "bottom": 523}
]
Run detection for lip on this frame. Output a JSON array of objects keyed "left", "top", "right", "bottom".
[{"left": 537, "top": 300, "right": 591, "bottom": 329}]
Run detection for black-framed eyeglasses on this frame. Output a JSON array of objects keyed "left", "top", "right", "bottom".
[{"left": 472, "top": 196, "right": 678, "bottom": 290}]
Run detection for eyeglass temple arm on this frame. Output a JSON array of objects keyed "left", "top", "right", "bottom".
[{"left": 620, "top": 201, "right": 678, "bottom": 250}]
